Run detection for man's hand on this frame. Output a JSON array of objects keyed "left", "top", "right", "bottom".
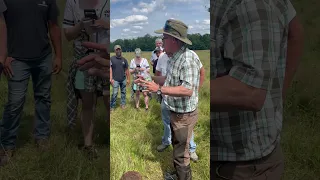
[
  {"left": 91, "top": 19, "right": 109, "bottom": 30},
  {"left": 52, "top": 57, "right": 62, "bottom": 74},
  {"left": 139, "top": 67, "right": 145, "bottom": 71},
  {"left": 138, "top": 80, "right": 159, "bottom": 93},
  {"left": 126, "top": 79, "right": 130, "bottom": 86},
  {"left": 4, "top": 57, "right": 14, "bottom": 78},
  {"left": 77, "top": 42, "right": 109, "bottom": 78},
  {"left": 110, "top": 79, "right": 114, "bottom": 86}
]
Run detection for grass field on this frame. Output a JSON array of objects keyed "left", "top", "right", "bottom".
[{"left": 109, "top": 51, "right": 210, "bottom": 180}]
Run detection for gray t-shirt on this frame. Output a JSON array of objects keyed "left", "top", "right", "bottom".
[
  {"left": 0, "top": 0, "right": 6, "bottom": 13},
  {"left": 110, "top": 55, "right": 128, "bottom": 82},
  {"left": 4, "top": 0, "right": 59, "bottom": 60},
  {"left": 63, "top": 0, "right": 109, "bottom": 59}
]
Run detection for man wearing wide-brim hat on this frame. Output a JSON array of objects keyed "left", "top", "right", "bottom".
[{"left": 135, "top": 19, "right": 202, "bottom": 180}]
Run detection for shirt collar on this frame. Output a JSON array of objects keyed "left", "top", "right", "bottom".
[{"left": 171, "top": 45, "right": 186, "bottom": 60}]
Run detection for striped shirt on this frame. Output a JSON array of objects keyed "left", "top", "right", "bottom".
[
  {"left": 163, "top": 46, "right": 201, "bottom": 113},
  {"left": 211, "top": 0, "right": 296, "bottom": 161}
]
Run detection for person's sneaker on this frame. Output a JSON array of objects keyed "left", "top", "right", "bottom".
[
  {"left": 121, "top": 105, "right": 126, "bottom": 109},
  {"left": 78, "top": 145, "right": 98, "bottom": 160},
  {"left": 156, "top": 144, "right": 170, "bottom": 152},
  {"left": 190, "top": 152, "right": 199, "bottom": 162},
  {"left": 110, "top": 108, "right": 115, "bottom": 112},
  {"left": 35, "top": 138, "right": 50, "bottom": 152},
  {"left": 164, "top": 172, "right": 177, "bottom": 180},
  {"left": 0, "top": 149, "right": 14, "bottom": 167}
]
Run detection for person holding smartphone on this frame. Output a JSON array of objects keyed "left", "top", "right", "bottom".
[
  {"left": 129, "top": 48, "right": 151, "bottom": 110},
  {"left": 63, "top": 0, "right": 109, "bottom": 160}
]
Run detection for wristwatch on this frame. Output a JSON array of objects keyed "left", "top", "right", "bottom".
[{"left": 157, "top": 85, "right": 162, "bottom": 95}]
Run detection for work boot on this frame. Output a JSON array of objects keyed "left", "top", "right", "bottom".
[
  {"left": 190, "top": 152, "right": 199, "bottom": 162},
  {"left": 156, "top": 144, "right": 170, "bottom": 152},
  {"left": 176, "top": 165, "right": 192, "bottom": 180}
]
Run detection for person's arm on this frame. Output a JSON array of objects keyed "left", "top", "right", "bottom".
[
  {"left": 145, "top": 59, "right": 150, "bottom": 73},
  {"left": 210, "top": 2, "right": 281, "bottom": 112},
  {"left": 0, "top": 12, "right": 7, "bottom": 64},
  {"left": 48, "top": 1, "right": 62, "bottom": 61},
  {"left": 125, "top": 59, "right": 130, "bottom": 82},
  {"left": 199, "top": 66, "right": 205, "bottom": 88},
  {"left": 62, "top": 0, "right": 83, "bottom": 41},
  {"left": 283, "top": 16, "right": 303, "bottom": 100},
  {"left": 129, "top": 60, "right": 135, "bottom": 74}
]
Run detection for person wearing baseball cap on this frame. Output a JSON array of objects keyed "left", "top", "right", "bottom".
[
  {"left": 110, "top": 44, "right": 130, "bottom": 111},
  {"left": 135, "top": 19, "right": 202, "bottom": 179}
]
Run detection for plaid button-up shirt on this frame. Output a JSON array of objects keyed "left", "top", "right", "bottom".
[
  {"left": 163, "top": 46, "right": 201, "bottom": 113},
  {"left": 211, "top": 0, "right": 296, "bottom": 161}
]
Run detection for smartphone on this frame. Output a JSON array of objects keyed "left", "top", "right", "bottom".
[{"left": 84, "top": 9, "right": 98, "bottom": 20}]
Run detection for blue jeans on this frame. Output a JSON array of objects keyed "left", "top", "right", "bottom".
[
  {"left": 161, "top": 100, "right": 197, "bottom": 153},
  {"left": 110, "top": 78, "right": 126, "bottom": 108},
  {"left": 1, "top": 53, "right": 53, "bottom": 150}
]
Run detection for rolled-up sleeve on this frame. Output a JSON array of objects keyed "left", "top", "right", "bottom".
[
  {"left": 180, "top": 53, "right": 199, "bottom": 90},
  {"left": 227, "top": 0, "right": 283, "bottom": 90}
]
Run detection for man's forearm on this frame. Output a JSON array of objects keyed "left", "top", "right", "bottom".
[
  {"left": 161, "top": 86, "right": 193, "bottom": 97},
  {"left": 200, "top": 67, "right": 205, "bottom": 88},
  {"left": 152, "top": 76, "right": 166, "bottom": 86},
  {"left": 64, "top": 22, "right": 83, "bottom": 41},
  {"left": 283, "top": 17, "right": 304, "bottom": 99},
  {"left": 49, "top": 23, "right": 62, "bottom": 59},
  {"left": 210, "top": 76, "right": 266, "bottom": 112},
  {"left": 0, "top": 14, "right": 7, "bottom": 63}
]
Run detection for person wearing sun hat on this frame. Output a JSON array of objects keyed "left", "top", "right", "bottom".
[{"left": 134, "top": 19, "right": 201, "bottom": 180}]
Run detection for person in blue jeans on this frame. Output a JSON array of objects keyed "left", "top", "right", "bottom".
[
  {"left": 110, "top": 45, "right": 130, "bottom": 111},
  {"left": 0, "top": 0, "right": 62, "bottom": 167}
]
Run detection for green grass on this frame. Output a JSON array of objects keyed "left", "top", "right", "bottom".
[
  {"left": 280, "top": 0, "right": 320, "bottom": 179},
  {"left": 110, "top": 50, "right": 210, "bottom": 180}
]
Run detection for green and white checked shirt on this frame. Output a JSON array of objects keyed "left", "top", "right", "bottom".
[
  {"left": 163, "top": 46, "right": 201, "bottom": 113},
  {"left": 211, "top": 0, "right": 296, "bottom": 161}
]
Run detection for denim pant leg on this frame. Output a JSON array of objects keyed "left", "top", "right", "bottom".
[
  {"left": 0, "top": 59, "right": 31, "bottom": 149},
  {"left": 189, "top": 132, "right": 197, "bottom": 153},
  {"left": 110, "top": 80, "right": 120, "bottom": 108},
  {"left": 120, "top": 79, "right": 126, "bottom": 106},
  {"left": 31, "top": 54, "right": 53, "bottom": 140},
  {"left": 161, "top": 100, "right": 171, "bottom": 146}
]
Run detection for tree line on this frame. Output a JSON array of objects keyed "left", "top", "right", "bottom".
[{"left": 110, "top": 33, "right": 210, "bottom": 52}]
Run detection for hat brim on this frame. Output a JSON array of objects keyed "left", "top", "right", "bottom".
[{"left": 154, "top": 29, "right": 192, "bottom": 45}]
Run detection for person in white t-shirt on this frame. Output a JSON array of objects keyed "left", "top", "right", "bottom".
[
  {"left": 155, "top": 49, "right": 205, "bottom": 162},
  {"left": 130, "top": 48, "right": 151, "bottom": 110}
]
